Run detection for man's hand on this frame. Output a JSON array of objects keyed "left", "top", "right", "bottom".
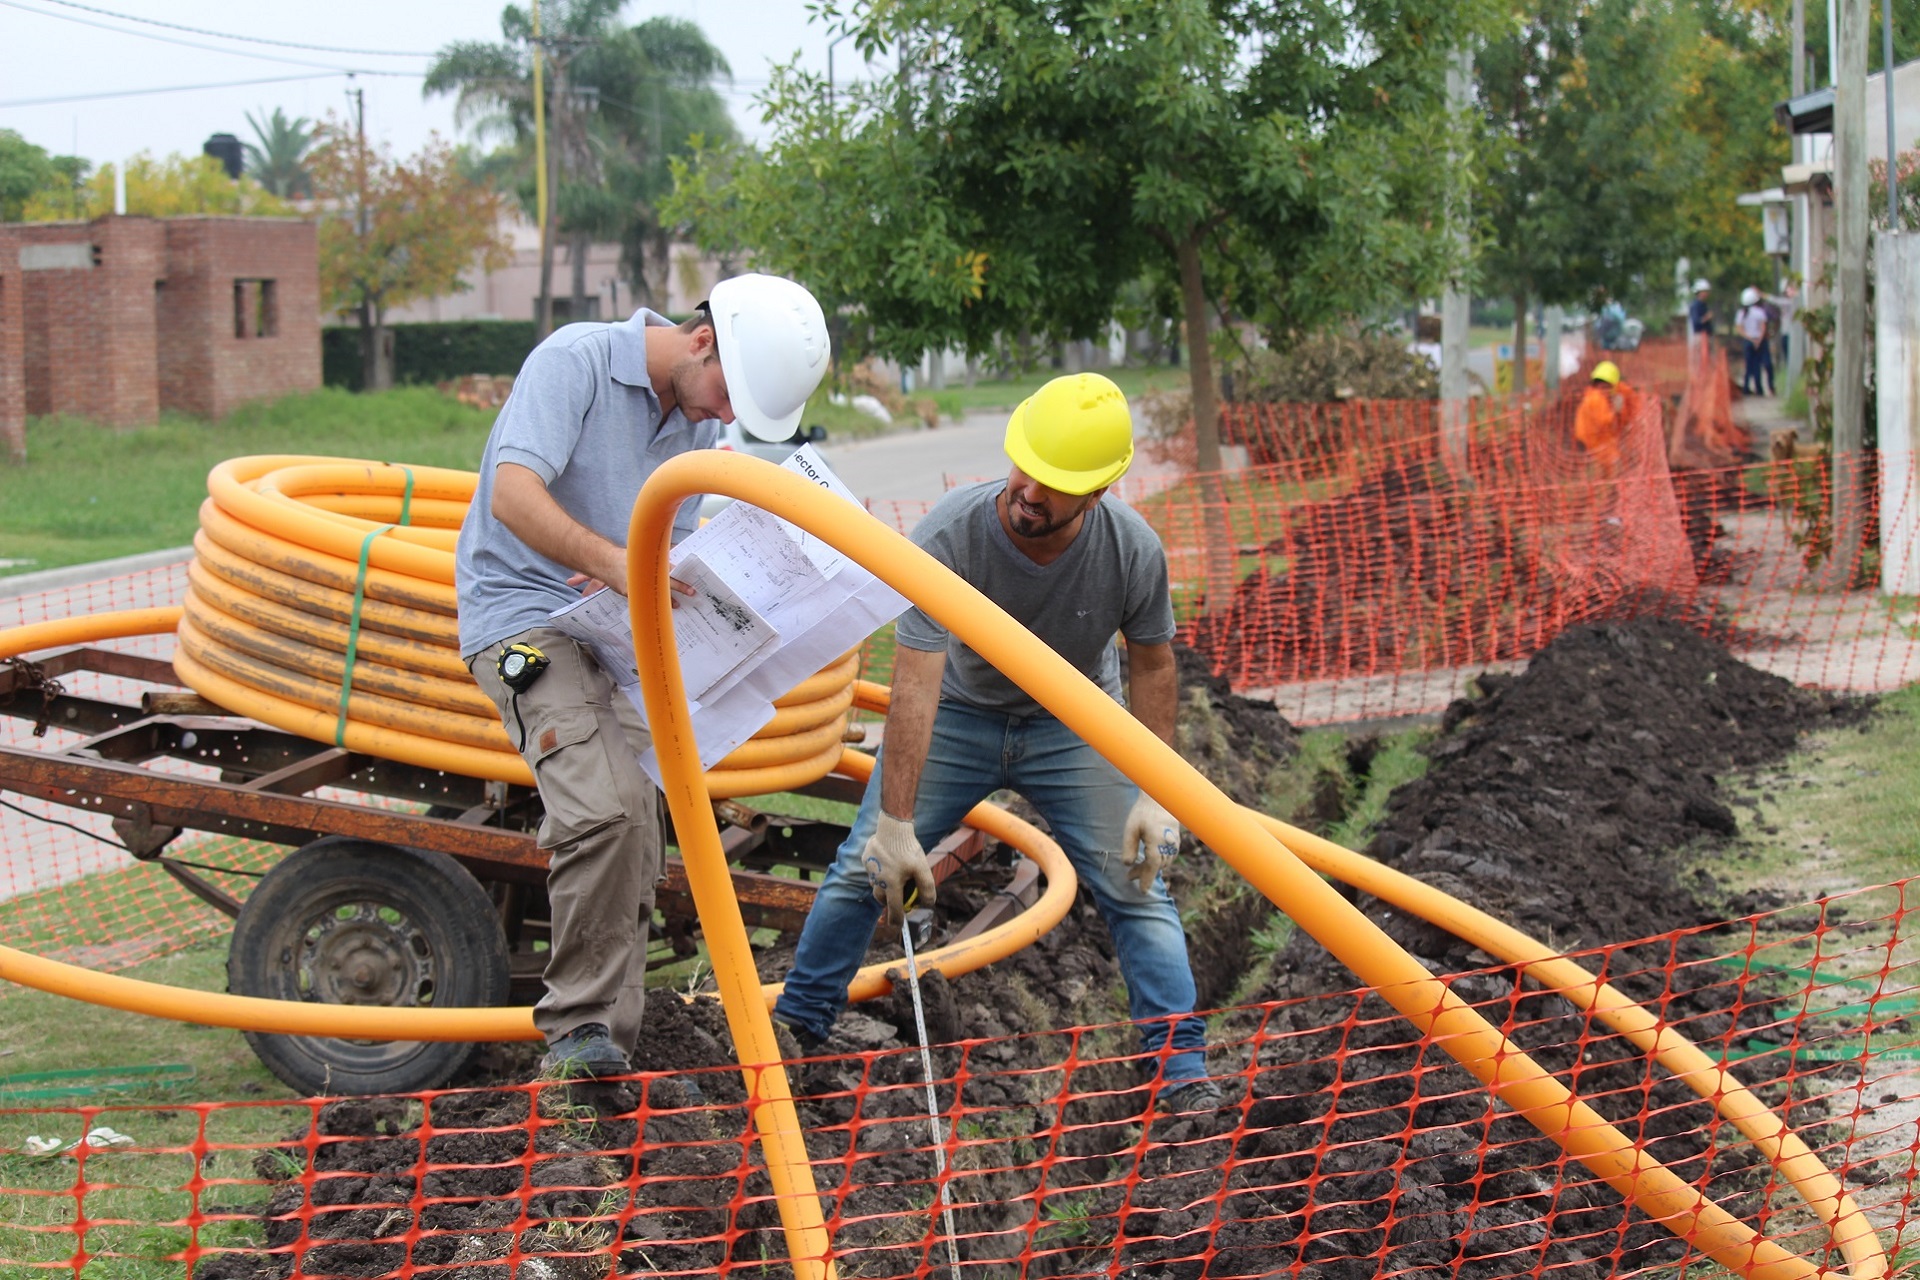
[
  {"left": 566, "top": 571, "right": 697, "bottom": 605},
  {"left": 862, "top": 813, "right": 936, "bottom": 924},
  {"left": 1123, "top": 793, "right": 1179, "bottom": 894}
]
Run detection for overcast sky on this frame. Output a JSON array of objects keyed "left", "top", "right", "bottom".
[{"left": 1, "top": 0, "right": 868, "bottom": 167}]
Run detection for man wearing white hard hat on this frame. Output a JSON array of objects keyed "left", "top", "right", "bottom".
[
  {"left": 1735, "top": 286, "right": 1774, "bottom": 396},
  {"left": 455, "top": 273, "right": 830, "bottom": 1077}
]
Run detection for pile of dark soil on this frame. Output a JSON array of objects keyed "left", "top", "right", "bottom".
[
  {"left": 196, "top": 622, "right": 1860, "bottom": 1280},
  {"left": 1353, "top": 618, "right": 1859, "bottom": 967}
]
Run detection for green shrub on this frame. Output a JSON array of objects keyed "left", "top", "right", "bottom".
[{"left": 323, "top": 321, "right": 539, "bottom": 390}]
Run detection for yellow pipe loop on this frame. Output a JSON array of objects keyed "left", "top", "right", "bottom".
[
  {"left": 185, "top": 558, "right": 470, "bottom": 682},
  {"left": 629, "top": 450, "right": 1885, "bottom": 1280},
  {"left": 179, "top": 457, "right": 874, "bottom": 798},
  {"left": 206, "top": 457, "right": 465, "bottom": 583},
  {"left": 193, "top": 530, "right": 459, "bottom": 647}
]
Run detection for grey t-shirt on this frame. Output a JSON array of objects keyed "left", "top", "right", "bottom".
[
  {"left": 894, "top": 479, "right": 1177, "bottom": 716},
  {"left": 456, "top": 309, "right": 718, "bottom": 658}
]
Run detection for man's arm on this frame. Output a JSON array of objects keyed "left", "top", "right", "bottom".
[
  {"left": 879, "top": 644, "right": 947, "bottom": 820},
  {"left": 493, "top": 462, "right": 628, "bottom": 592},
  {"left": 1126, "top": 640, "right": 1178, "bottom": 749}
]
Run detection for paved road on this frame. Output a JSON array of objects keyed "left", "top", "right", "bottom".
[
  {"left": 818, "top": 405, "right": 1185, "bottom": 521},
  {"left": 816, "top": 409, "right": 1008, "bottom": 509}
]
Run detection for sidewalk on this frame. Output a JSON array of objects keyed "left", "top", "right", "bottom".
[{"left": 1730, "top": 383, "right": 1809, "bottom": 455}]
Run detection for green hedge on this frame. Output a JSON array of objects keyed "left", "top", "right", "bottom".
[{"left": 322, "top": 321, "right": 540, "bottom": 391}]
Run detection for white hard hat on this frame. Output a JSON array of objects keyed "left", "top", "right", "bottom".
[
  {"left": 1692, "top": 278, "right": 1711, "bottom": 293},
  {"left": 1740, "top": 287, "right": 1760, "bottom": 306},
  {"left": 707, "top": 273, "right": 832, "bottom": 442}
]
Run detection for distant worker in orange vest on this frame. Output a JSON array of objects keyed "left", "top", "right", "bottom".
[{"left": 1574, "top": 360, "right": 1636, "bottom": 474}]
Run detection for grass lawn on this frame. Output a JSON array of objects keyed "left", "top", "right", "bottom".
[
  {"left": 0, "top": 387, "right": 500, "bottom": 578},
  {"left": 1713, "top": 683, "right": 1920, "bottom": 985},
  {"left": 0, "top": 943, "right": 300, "bottom": 1279}
]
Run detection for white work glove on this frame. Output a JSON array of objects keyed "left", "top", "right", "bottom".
[
  {"left": 862, "top": 813, "right": 937, "bottom": 924},
  {"left": 1123, "top": 793, "right": 1180, "bottom": 894}
]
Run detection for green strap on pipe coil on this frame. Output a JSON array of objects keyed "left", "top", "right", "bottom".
[
  {"left": 335, "top": 523, "right": 394, "bottom": 747},
  {"left": 393, "top": 464, "right": 414, "bottom": 526}
]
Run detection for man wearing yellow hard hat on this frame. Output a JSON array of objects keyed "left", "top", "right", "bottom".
[
  {"left": 1575, "top": 359, "right": 1635, "bottom": 472},
  {"left": 774, "top": 372, "right": 1220, "bottom": 1115}
]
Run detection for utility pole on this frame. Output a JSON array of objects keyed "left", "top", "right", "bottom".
[
  {"left": 1828, "top": 0, "right": 1868, "bottom": 585},
  {"left": 349, "top": 82, "right": 388, "bottom": 391},
  {"left": 1886, "top": 0, "right": 1899, "bottom": 233},
  {"left": 351, "top": 85, "right": 367, "bottom": 240},
  {"left": 1791, "top": 0, "right": 1805, "bottom": 99},
  {"left": 1439, "top": 46, "right": 1473, "bottom": 478}
]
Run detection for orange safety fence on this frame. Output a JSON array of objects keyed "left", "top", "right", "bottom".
[
  {"left": 867, "top": 345, "right": 1898, "bottom": 726},
  {"left": 0, "top": 877, "right": 1914, "bottom": 1278},
  {"left": 0, "top": 563, "right": 438, "bottom": 966}
]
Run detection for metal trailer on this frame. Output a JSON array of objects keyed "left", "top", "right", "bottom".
[{"left": 0, "top": 644, "right": 1015, "bottom": 1095}]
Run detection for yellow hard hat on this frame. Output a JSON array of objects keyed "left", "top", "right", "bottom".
[
  {"left": 1003, "top": 372, "right": 1134, "bottom": 495},
  {"left": 1591, "top": 360, "right": 1622, "bottom": 386}
]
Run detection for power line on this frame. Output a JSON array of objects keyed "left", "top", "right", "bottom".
[
  {"left": 0, "top": 0, "right": 394, "bottom": 73},
  {"left": 0, "top": 73, "right": 412, "bottom": 109},
  {"left": 29, "top": 0, "right": 435, "bottom": 56}
]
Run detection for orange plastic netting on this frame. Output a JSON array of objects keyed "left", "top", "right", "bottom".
[{"left": 0, "top": 880, "right": 1913, "bottom": 1278}]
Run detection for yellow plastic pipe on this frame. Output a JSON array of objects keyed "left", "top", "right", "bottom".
[
  {"left": 1249, "top": 813, "right": 1886, "bottom": 1280},
  {"left": 0, "top": 607, "right": 184, "bottom": 654},
  {"left": 206, "top": 457, "right": 466, "bottom": 584},
  {"left": 630, "top": 449, "right": 1883, "bottom": 1280}
]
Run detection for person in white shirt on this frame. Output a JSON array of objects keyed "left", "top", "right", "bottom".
[{"left": 1736, "top": 287, "right": 1774, "bottom": 397}]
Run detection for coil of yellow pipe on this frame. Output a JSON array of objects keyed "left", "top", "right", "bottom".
[
  {"left": 0, "top": 610, "right": 1083, "bottom": 1028},
  {"left": 175, "top": 455, "right": 862, "bottom": 798}
]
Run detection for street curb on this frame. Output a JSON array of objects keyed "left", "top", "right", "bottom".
[{"left": 0, "top": 547, "right": 193, "bottom": 601}]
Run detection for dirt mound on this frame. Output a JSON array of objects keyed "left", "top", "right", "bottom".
[
  {"left": 1351, "top": 617, "right": 1861, "bottom": 968},
  {"left": 197, "top": 624, "right": 1860, "bottom": 1279}
]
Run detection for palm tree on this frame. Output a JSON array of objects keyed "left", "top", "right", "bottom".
[
  {"left": 243, "top": 107, "right": 313, "bottom": 199},
  {"left": 425, "top": 3, "right": 735, "bottom": 331}
]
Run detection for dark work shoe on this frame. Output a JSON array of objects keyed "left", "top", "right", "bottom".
[
  {"left": 773, "top": 1017, "right": 826, "bottom": 1059},
  {"left": 540, "top": 1023, "right": 630, "bottom": 1079},
  {"left": 1156, "top": 1077, "right": 1225, "bottom": 1115}
]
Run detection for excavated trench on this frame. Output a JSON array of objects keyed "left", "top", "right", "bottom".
[{"left": 195, "top": 619, "right": 1868, "bottom": 1280}]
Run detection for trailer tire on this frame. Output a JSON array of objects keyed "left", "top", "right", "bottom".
[{"left": 229, "top": 836, "right": 511, "bottom": 1096}]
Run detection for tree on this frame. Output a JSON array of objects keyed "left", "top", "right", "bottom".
[
  {"left": 18, "top": 151, "right": 287, "bottom": 220},
  {"left": 668, "top": 0, "right": 1486, "bottom": 473},
  {"left": 1475, "top": 0, "right": 1699, "bottom": 395},
  {"left": 0, "top": 129, "right": 85, "bottom": 222},
  {"left": 244, "top": 107, "right": 315, "bottom": 199},
  {"left": 425, "top": 4, "right": 736, "bottom": 330},
  {"left": 306, "top": 119, "right": 512, "bottom": 391}
]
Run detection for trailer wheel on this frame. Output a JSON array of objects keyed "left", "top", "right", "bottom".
[{"left": 229, "top": 837, "right": 511, "bottom": 1096}]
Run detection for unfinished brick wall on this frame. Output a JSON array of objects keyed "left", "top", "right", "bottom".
[
  {"left": 160, "top": 218, "right": 320, "bottom": 420},
  {"left": 0, "top": 227, "right": 22, "bottom": 460},
  {"left": 2, "top": 213, "right": 319, "bottom": 431},
  {"left": 14, "top": 217, "right": 164, "bottom": 426}
]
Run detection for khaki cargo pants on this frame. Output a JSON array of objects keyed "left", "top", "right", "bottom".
[{"left": 468, "top": 625, "right": 660, "bottom": 1055}]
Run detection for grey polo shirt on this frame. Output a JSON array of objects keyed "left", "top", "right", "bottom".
[
  {"left": 893, "top": 480, "right": 1177, "bottom": 716},
  {"left": 455, "top": 309, "right": 719, "bottom": 658}
]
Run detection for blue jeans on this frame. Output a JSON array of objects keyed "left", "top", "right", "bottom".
[
  {"left": 773, "top": 701, "right": 1209, "bottom": 1082},
  {"left": 1743, "top": 338, "right": 1774, "bottom": 395}
]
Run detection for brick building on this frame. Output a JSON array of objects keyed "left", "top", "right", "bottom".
[{"left": 0, "top": 214, "right": 319, "bottom": 456}]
